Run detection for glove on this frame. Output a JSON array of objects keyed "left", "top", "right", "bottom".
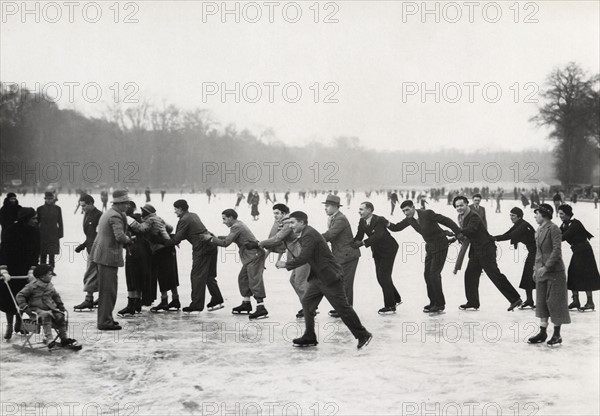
[
  {"left": 350, "top": 240, "right": 364, "bottom": 249},
  {"left": 27, "top": 268, "right": 35, "bottom": 281},
  {"left": 0, "top": 269, "right": 11, "bottom": 282},
  {"left": 245, "top": 241, "right": 260, "bottom": 250},
  {"left": 75, "top": 244, "right": 85, "bottom": 253}
]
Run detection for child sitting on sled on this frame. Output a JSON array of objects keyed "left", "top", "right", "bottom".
[{"left": 16, "top": 264, "right": 80, "bottom": 349}]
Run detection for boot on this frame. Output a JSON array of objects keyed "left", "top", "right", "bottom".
[
  {"left": 568, "top": 293, "right": 580, "bottom": 310},
  {"left": 249, "top": 304, "right": 269, "bottom": 320},
  {"left": 134, "top": 298, "right": 142, "bottom": 314},
  {"left": 14, "top": 315, "right": 26, "bottom": 335},
  {"left": 528, "top": 327, "right": 548, "bottom": 344},
  {"left": 150, "top": 299, "right": 170, "bottom": 313},
  {"left": 293, "top": 333, "right": 318, "bottom": 347},
  {"left": 232, "top": 301, "right": 252, "bottom": 315},
  {"left": 167, "top": 299, "right": 181, "bottom": 311},
  {"left": 117, "top": 298, "right": 136, "bottom": 317},
  {"left": 73, "top": 299, "right": 94, "bottom": 311},
  {"left": 520, "top": 299, "right": 535, "bottom": 309},
  {"left": 578, "top": 301, "right": 595, "bottom": 312},
  {"left": 4, "top": 314, "right": 14, "bottom": 340}
]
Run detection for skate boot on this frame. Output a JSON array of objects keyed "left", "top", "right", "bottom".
[
  {"left": 427, "top": 305, "right": 445, "bottom": 314},
  {"left": 378, "top": 306, "right": 396, "bottom": 315},
  {"left": 167, "top": 299, "right": 181, "bottom": 311},
  {"left": 296, "top": 309, "right": 304, "bottom": 319},
  {"left": 73, "top": 299, "right": 94, "bottom": 312},
  {"left": 150, "top": 299, "right": 170, "bottom": 313},
  {"left": 527, "top": 328, "right": 548, "bottom": 344},
  {"left": 293, "top": 333, "right": 318, "bottom": 347},
  {"left": 60, "top": 338, "right": 83, "bottom": 351},
  {"left": 134, "top": 298, "right": 142, "bottom": 314},
  {"left": 547, "top": 334, "right": 562, "bottom": 346},
  {"left": 568, "top": 299, "right": 580, "bottom": 310},
  {"left": 578, "top": 302, "right": 595, "bottom": 312},
  {"left": 520, "top": 299, "right": 535, "bottom": 310},
  {"left": 117, "top": 298, "right": 136, "bottom": 318},
  {"left": 507, "top": 299, "right": 523, "bottom": 311},
  {"left": 357, "top": 332, "right": 373, "bottom": 350},
  {"left": 207, "top": 299, "right": 225, "bottom": 311},
  {"left": 459, "top": 303, "right": 479, "bottom": 311},
  {"left": 232, "top": 301, "right": 252, "bottom": 315},
  {"left": 249, "top": 305, "right": 269, "bottom": 320}
]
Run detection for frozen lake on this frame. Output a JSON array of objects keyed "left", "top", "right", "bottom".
[{"left": 1, "top": 191, "right": 599, "bottom": 416}]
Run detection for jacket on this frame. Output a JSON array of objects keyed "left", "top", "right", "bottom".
[
  {"left": 354, "top": 214, "right": 398, "bottom": 257},
  {"left": 322, "top": 211, "right": 361, "bottom": 264},
  {"left": 90, "top": 207, "right": 130, "bottom": 267},
  {"left": 534, "top": 221, "right": 566, "bottom": 281},
  {"left": 17, "top": 279, "right": 65, "bottom": 313}
]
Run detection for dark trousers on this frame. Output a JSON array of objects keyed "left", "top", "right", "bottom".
[
  {"left": 190, "top": 247, "right": 223, "bottom": 309},
  {"left": 96, "top": 263, "right": 118, "bottom": 328},
  {"left": 302, "top": 278, "right": 369, "bottom": 340},
  {"left": 40, "top": 254, "right": 56, "bottom": 268},
  {"left": 374, "top": 250, "right": 400, "bottom": 307},
  {"left": 341, "top": 258, "right": 359, "bottom": 306},
  {"left": 424, "top": 246, "right": 448, "bottom": 307},
  {"left": 464, "top": 243, "right": 520, "bottom": 307}
]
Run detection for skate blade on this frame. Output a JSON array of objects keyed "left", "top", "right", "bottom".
[
  {"left": 117, "top": 313, "right": 136, "bottom": 318},
  {"left": 427, "top": 311, "right": 446, "bottom": 315},
  {"left": 519, "top": 306, "right": 535, "bottom": 310},
  {"left": 183, "top": 310, "right": 202, "bottom": 314},
  {"left": 208, "top": 304, "right": 225, "bottom": 311},
  {"left": 73, "top": 308, "right": 94, "bottom": 312},
  {"left": 167, "top": 308, "right": 181, "bottom": 312},
  {"left": 578, "top": 309, "right": 595, "bottom": 313},
  {"left": 249, "top": 314, "right": 269, "bottom": 320},
  {"left": 232, "top": 311, "right": 251, "bottom": 315},
  {"left": 293, "top": 343, "right": 318, "bottom": 348},
  {"left": 458, "top": 308, "right": 479, "bottom": 311},
  {"left": 378, "top": 311, "right": 396, "bottom": 315}
]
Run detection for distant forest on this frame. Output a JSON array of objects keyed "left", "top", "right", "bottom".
[{"left": 0, "top": 83, "right": 563, "bottom": 192}]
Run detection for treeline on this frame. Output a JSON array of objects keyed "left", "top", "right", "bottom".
[{"left": 1, "top": 83, "right": 557, "bottom": 192}]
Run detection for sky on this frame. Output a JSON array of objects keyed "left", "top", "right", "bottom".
[{"left": 1, "top": 0, "right": 599, "bottom": 152}]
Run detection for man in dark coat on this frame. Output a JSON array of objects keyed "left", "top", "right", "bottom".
[
  {"left": 276, "top": 211, "right": 372, "bottom": 349},
  {"left": 0, "top": 207, "right": 40, "bottom": 339},
  {"left": 352, "top": 202, "right": 401, "bottom": 314},
  {"left": 73, "top": 194, "right": 103, "bottom": 311},
  {"left": 36, "top": 192, "right": 63, "bottom": 268},
  {"left": 388, "top": 200, "right": 461, "bottom": 313},
  {"left": 163, "top": 200, "right": 223, "bottom": 312},
  {"left": 453, "top": 196, "right": 522, "bottom": 311},
  {"left": 322, "top": 194, "right": 360, "bottom": 317},
  {"left": 494, "top": 207, "right": 537, "bottom": 309},
  {"left": 0, "top": 192, "right": 21, "bottom": 241}
]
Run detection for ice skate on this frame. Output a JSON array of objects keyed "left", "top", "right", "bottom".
[
  {"left": 527, "top": 329, "right": 547, "bottom": 344},
  {"left": 150, "top": 300, "right": 169, "bottom": 313},
  {"left": 422, "top": 304, "right": 432, "bottom": 313},
  {"left": 232, "top": 301, "right": 252, "bottom": 315},
  {"left": 117, "top": 298, "right": 136, "bottom": 318},
  {"left": 207, "top": 300, "right": 224, "bottom": 311},
  {"left": 568, "top": 299, "right": 581, "bottom": 310},
  {"left": 182, "top": 305, "right": 203, "bottom": 313},
  {"left": 328, "top": 309, "right": 340, "bottom": 318},
  {"left": 427, "top": 305, "right": 445, "bottom": 315},
  {"left": 378, "top": 306, "right": 396, "bottom": 315},
  {"left": 547, "top": 334, "right": 562, "bottom": 346},
  {"left": 519, "top": 299, "right": 535, "bottom": 310},
  {"left": 357, "top": 332, "right": 373, "bottom": 350},
  {"left": 296, "top": 309, "right": 304, "bottom": 319},
  {"left": 167, "top": 299, "right": 181, "bottom": 311},
  {"left": 249, "top": 305, "right": 269, "bottom": 320},
  {"left": 507, "top": 299, "right": 523, "bottom": 311},
  {"left": 578, "top": 302, "right": 595, "bottom": 312},
  {"left": 459, "top": 303, "right": 479, "bottom": 311},
  {"left": 73, "top": 299, "right": 94, "bottom": 312},
  {"left": 293, "top": 334, "right": 318, "bottom": 347}
]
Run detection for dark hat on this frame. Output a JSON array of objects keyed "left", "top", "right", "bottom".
[
  {"left": 17, "top": 207, "right": 36, "bottom": 222},
  {"left": 322, "top": 194, "right": 342, "bottom": 207},
  {"left": 289, "top": 211, "right": 308, "bottom": 222},
  {"left": 7, "top": 192, "right": 16, "bottom": 199},
  {"left": 557, "top": 204, "right": 573, "bottom": 217},
  {"left": 33, "top": 264, "right": 56, "bottom": 278},
  {"left": 112, "top": 189, "right": 131, "bottom": 203},
  {"left": 510, "top": 207, "right": 524, "bottom": 218},
  {"left": 79, "top": 194, "right": 95, "bottom": 205},
  {"left": 141, "top": 204, "right": 156, "bottom": 214},
  {"left": 534, "top": 203, "right": 554, "bottom": 218},
  {"left": 44, "top": 191, "right": 55, "bottom": 199},
  {"left": 272, "top": 203, "right": 289, "bottom": 214}
]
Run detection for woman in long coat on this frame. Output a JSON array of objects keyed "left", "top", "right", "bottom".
[
  {"left": 0, "top": 192, "right": 21, "bottom": 241},
  {"left": 528, "top": 204, "right": 570, "bottom": 345},
  {"left": 250, "top": 191, "right": 260, "bottom": 220},
  {"left": 558, "top": 204, "right": 600, "bottom": 311},
  {"left": 36, "top": 192, "right": 63, "bottom": 268},
  {"left": 0, "top": 208, "right": 40, "bottom": 339},
  {"left": 494, "top": 207, "right": 537, "bottom": 309}
]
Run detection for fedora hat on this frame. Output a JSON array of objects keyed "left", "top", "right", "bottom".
[
  {"left": 322, "top": 194, "right": 342, "bottom": 207},
  {"left": 141, "top": 204, "right": 156, "bottom": 215},
  {"left": 112, "top": 189, "right": 131, "bottom": 204}
]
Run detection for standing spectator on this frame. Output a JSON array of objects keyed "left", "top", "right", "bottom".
[
  {"left": 73, "top": 194, "right": 102, "bottom": 311},
  {"left": 37, "top": 192, "right": 63, "bottom": 269},
  {"left": 250, "top": 191, "right": 260, "bottom": 221},
  {"left": 100, "top": 189, "right": 109, "bottom": 212},
  {"left": 0, "top": 192, "right": 21, "bottom": 241},
  {"left": 528, "top": 204, "right": 570, "bottom": 345},
  {"left": 145, "top": 186, "right": 151, "bottom": 203},
  {"left": 552, "top": 190, "right": 562, "bottom": 212},
  {"left": 90, "top": 190, "right": 133, "bottom": 330}
]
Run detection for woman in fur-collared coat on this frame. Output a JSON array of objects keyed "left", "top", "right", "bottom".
[{"left": 528, "top": 204, "right": 570, "bottom": 346}]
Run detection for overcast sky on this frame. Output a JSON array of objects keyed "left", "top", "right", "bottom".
[{"left": 2, "top": 1, "right": 598, "bottom": 152}]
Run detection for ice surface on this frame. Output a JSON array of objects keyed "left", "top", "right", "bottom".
[{"left": 1, "top": 192, "right": 598, "bottom": 415}]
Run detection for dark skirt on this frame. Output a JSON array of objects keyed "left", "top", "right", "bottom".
[
  {"left": 251, "top": 204, "right": 259, "bottom": 216},
  {"left": 126, "top": 242, "right": 152, "bottom": 294},
  {"left": 567, "top": 241, "right": 600, "bottom": 291},
  {"left": 153, "top": 246, "right": 179, "bottom": 292},
  {"left": 0, "top": 279, "right": 29, "bottom": 314},
  {"left": 519, "top": 247, "right": 536, "bottom": 290}
]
